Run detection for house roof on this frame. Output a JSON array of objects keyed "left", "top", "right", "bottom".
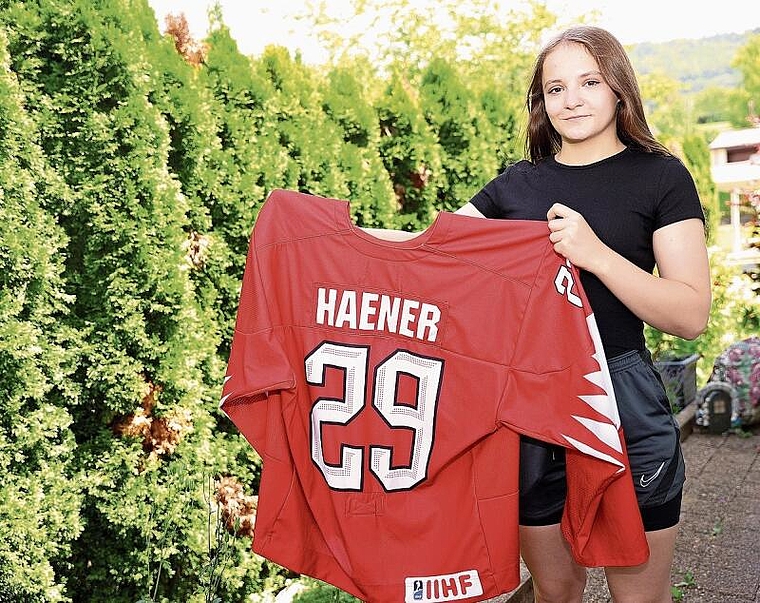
[
  {"left": 711, "top": 161, "right": 760, "bottom": 191},
  {"left": 709, "top": 127, "right": 760, "bottom": 150}
]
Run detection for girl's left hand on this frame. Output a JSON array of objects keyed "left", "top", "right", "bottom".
[{"left": 546, "top": 202, "right": 607, "bottom": 272}]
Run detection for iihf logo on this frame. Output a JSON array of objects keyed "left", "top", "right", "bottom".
[
  {"left": 405, "top": 570, "right": 483, "bottom": 602},
  {"left": 413, "top": 580, "right": 424, "bottom": 600}
]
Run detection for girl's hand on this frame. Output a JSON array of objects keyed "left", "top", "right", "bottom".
[{"left": 546, "top": 203, "right": 608, "bottom": 273}]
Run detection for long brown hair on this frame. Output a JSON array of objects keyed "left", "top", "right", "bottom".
[{"left": 525, "top": 25, "right": 671, "bottom": 163}]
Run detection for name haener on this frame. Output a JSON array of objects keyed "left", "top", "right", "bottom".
[{"left": 315, "top": 286, "right": 442, "bottom": 343}]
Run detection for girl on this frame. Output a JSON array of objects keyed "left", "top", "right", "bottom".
[{"left": 457, "top": 25, "right": 711, "bottom": 603}]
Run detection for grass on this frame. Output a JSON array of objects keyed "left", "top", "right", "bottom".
[{"left": 671, "top": 571, "right": 696, "bottom": 601}]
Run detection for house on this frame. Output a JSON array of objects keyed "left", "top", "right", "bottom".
[{"left": 709, "top": 127, "right": 760, "bottom": 260}]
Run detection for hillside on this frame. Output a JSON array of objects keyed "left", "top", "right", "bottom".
[{"left": 627, "top": 28, "right": 760, "bottom": 92}]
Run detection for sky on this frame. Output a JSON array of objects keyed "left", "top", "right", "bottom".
[{"left": 147, "top": 0, "right": 760, "bottom": 63}]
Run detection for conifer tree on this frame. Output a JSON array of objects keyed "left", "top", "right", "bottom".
[
  {"left": 375, "top": 69, "right": 443, "bottom": 230},
  {"left": 419, "top": 58, "right": 503, "bottom": 212},
  {"left": 0, "top": 0, "right": 262, "bottom": 599},
  {"left": 321, "top": 63, "right": 398, "bottom": 227},
  {"left": 0, "top": 25, "right": 82, "bottom": 602},
  {"left": 147, "top": 13, "right": 285, "bottom": 598},
  {"left": 199, "top": 11, "right": 292, "bottom": 348}
]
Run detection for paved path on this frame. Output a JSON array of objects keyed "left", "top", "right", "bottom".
[{"left": 501, "top": 413, "right": 760, "bottom": 602}]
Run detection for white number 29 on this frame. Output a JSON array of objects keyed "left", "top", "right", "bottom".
[{"left": 305, "top": 342, "right": 443, "bottom": 492}]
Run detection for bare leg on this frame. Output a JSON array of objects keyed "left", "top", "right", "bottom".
[
  {"left": 520, "top": 524, "right": 586, "bottom": 603},
  {"left": 604, "top": 525, "right": 678, "bottom": 603}
]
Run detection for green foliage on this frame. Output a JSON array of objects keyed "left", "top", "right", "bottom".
[
  {"left": 639, "top": 72, "right": 691, "bottom": 139},
  {"left": 292, "top": 578, "right": 361, "bottom": 603},
  {"left": 418, "top": 58, "right": 503, "bottom": 211},
  {"left": 256, "top": 46, "right": 347, "bottom": 197},
  {"left": 375, "top": 69, "right": 443, "bottom": 230},
  {"left": 679, "top": 133, "right": 718, "bottom": 241},
  {"left": 693, "top": 86, "right": 752, "bottom": 126},
  {"left": 671, "top": 570, "right": 696, "bottom": 601},
  {"left": 732, "top": 32, "right": 760, "bottom": 122},
  {"left": 630, "top": 30, "right": 759, "bottom": 128},
  {"left": 199, "top": 17, "right": 291, "bottom": 354},
  {"left": 646, "top": 251, "right": 760, "bottom": 385},
  {"left": 2, "top": 0, "right": 267, "bottom": 600},
  {"left": 0, "top": 22, "right": 82, "bottom": 602},
  {"left": 628, "top": 31, "right": 755, "bottom": 93},
  {"left": 302, "top": 0, "right": 552, "bottom": 79},
  {"left": 321, "top": 64, "right": 397, "bottom": 227}
]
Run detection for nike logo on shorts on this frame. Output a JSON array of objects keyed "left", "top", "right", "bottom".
[{"left": 639, "top": 462, "right": 665, "bottom": 488}]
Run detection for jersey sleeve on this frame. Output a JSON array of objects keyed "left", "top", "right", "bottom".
[
  {"left": 220, "top": 228, "right": 295, "bottom": 453},
  {"left": 561, "top": 435, "right": 648, "bottom": 566},
  {"left": 654, "top": 157, "right": 704, "bottom": 230},
  {"left": 498, "top": 253, "right": 622, "bottom": 454},
  {"left": 497, "top": 250, "right": 649, "bottom": 567}
]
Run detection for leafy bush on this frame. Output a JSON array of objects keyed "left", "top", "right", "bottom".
[
  {"left": 646, "top": 249, "right": 760, "bottom": 386},
  {"left": 292, "top": 578, "right": 361, "bottom": 603}
]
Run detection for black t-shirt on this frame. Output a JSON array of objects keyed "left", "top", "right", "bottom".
[{"left": 469, "top": 147, "right": 704, "bottom": 356}]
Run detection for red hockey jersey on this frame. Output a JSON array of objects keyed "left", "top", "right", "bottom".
[{"left": 221, "top": 189, "right": 648, "bottom": 603}]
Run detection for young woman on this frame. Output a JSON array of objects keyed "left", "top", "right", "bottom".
[{"left": 456, "top": 25, "right": 712, "bottom": 603}]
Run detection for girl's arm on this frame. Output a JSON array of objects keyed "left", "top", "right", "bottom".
[{"left": 547, "top": 203, "right": 711, "bottom": 340}]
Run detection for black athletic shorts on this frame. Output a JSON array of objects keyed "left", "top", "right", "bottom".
[{"left": 518, "top": 348, "right": 685, "bottom": 532}]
